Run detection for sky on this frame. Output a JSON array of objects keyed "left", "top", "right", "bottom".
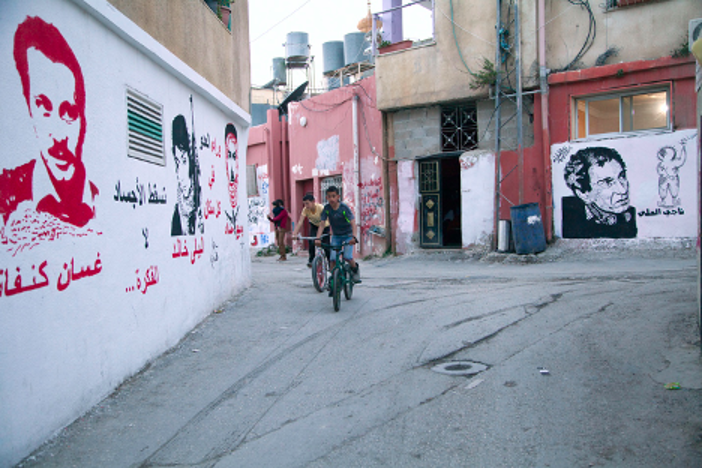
[{"left": 248, "top": 0, "right": 433, "bottom": 91}]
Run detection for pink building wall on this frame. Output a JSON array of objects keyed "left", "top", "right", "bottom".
[
  {"left": 246, "top": 111, "right": 289, "bottom": 248},
  {"left": 287, "top": 76, "right": 387, "bottom": 257}
]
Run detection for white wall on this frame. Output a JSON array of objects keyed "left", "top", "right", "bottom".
[
  {"left": 0, "top": 1, "right": 251, "bottom": 466},
  {"left": 551, "top": 130, "right": 698, "bottom": 239},
  {"left": 460, "top": 150, "right": 495, "bottom": 247},
  {"left": 248, "top": 164, "right": 274, "bottom": 248},
  {"left": 395, "top": 160, "right": 417, "bottom": 254}
]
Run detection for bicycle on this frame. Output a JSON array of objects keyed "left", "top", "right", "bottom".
[
  {"left": 298, "top": 234, "right": 330, "bottom": 292},
  {"left": 320, "top": 239, "right": 356, "bottom": 312}
]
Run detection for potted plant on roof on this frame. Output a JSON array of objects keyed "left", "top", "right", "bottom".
[
  {"left": 217, "top": 0, "right": 232, "bottom": 30},
  {"left": 378, "top": 39, "right": 413, "bottom": 55}
]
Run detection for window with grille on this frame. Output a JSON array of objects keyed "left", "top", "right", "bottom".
[
  {"left": 419, "top": 161, "right": 439, "bottom": 193},
  {"left": 126, "top": 88, "right": 164, "bottom": 165},
  {"left": 320, "top": 176, "right": 343, "bottom": 201},
  {"left": 572, "top": 87, "right": 670, "bottom": 140},
  {"left": 441, "top": 104, "right": 478, "bottom": 152}
]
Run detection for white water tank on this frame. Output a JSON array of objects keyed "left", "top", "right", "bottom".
[
  {"left": 344, "top": 32, "right": 369, "bottom": 66},
  {"left": 272, "top": 57, "right": 286, "bottom": 84},
  {"left": 323, "top": 41, "right": 345, "bottom": 74},
  {"left": 285, "top": 32, "right": 310, "bottom": 68}
]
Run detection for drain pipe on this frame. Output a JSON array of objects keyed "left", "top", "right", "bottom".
[
  {"left": 352, "top": 94, "right": 361, "bottom": 250},
  {"left": 538, "top": 0, "right": 552, "bottom": 240}
]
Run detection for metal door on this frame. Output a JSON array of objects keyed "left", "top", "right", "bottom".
[{"left": 419, "top": 160, "right": 441, "bottom": 247}]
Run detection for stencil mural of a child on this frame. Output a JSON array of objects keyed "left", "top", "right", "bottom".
[{"left": 656, "top": 142, "right": 687, "bottom": 208}]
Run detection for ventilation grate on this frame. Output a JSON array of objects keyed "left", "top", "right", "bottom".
[{"left": 127, "top": 88, "right": 165, "bottom": 165}]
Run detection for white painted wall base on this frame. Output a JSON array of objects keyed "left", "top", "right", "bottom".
[{"left": 460, "top": 150, "right": 495, "bottom": 247}]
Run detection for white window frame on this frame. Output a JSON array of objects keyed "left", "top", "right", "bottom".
[{"left": 572, "top": 85, "right": 671, "bottom": 141}]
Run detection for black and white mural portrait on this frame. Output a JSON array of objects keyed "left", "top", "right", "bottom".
[
  {"left": 171, "top": 97, "right": 204, "bottom": 237},
  {"left": 562, "top": 147, "right": 637, "bottom": 238},
  {"left": 551, "top": 129, "right": 697, "bottom": 239}
]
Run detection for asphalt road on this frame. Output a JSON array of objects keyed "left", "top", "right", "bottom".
[{"left": 19, "top": 244, "right": 702, "bottom": 467}]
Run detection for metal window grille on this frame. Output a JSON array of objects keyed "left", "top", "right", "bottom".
[
  {"left": 320, "top": 176, "right": 343, "bottom": 201},
  {"left": 441, "top": 104, "right": 478, "bottom": 152},
  {"left": 419, "top": 161, "right": 439, "bottom": 193},
  {"left": 126, "top": 88, "right": 164, "bottom": 165}
]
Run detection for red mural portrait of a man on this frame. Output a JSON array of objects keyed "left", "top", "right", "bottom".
[
  {"left": 225, "top": 123, "right": 238, "bottom": 209},
  {"left": 1, "top": 16, "right": 98, "bottom": 233}
]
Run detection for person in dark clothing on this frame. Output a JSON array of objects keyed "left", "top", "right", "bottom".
[{"left": 267, "top": 199, "right": 290, "bottom": 261}]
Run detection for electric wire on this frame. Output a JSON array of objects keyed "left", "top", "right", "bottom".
[
  {"left": 556, "top": 0, "right": 596, "bottom": 71},
  {"left": 250, "top": 0, "right": 314, "bottom": 43},
  {"left": 449, "top": 0, "right": 478, "bottom": 76}
]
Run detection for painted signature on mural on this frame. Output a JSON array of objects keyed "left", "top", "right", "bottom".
[
  {"left": 1, "top": 253, "right": 102, "bottom": 297},
  {"left": 638, "top": 207, "right": 685, "bottom": 217},
  {"left": 125, "top": 265, "right": 159, "bottom": 294},
  {"left": 552, "top": 145, "right": 572, "bottom": 164},
  {"left": 172, "top": 236, "right": 204, "bottom": 264}
]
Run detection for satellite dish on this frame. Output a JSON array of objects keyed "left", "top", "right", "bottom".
[{"left": 278, "top": 81, "right": 308, "bottom": 117}]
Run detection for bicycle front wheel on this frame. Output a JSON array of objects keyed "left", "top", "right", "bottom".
[
  {"left": 344, "top": 269, "right": 353, "bottom": 300},
  {"left": 311, "top": 256, "right": 326, "bottom": 292},
  {"left": 332, "top": 268, "right": 342, "bottom": 312}
]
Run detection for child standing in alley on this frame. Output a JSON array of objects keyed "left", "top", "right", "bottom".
[{"left": 267, "top": 199, "right": 290, "bottom": 261}]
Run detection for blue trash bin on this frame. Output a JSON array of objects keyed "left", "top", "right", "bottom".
[{"left": 510, "top": 203, "right": 546, "bottom": 255}]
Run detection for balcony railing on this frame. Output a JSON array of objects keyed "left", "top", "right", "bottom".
[{"left": 372, "top": 0, "right": 435, "bottom": 57}]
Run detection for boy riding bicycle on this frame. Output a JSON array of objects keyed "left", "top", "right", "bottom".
[
  {"left": 292, "top": 194, "right": 330, "bottom": 267},
  {"left": 315, "top": 186, "right": 361, "bottom": 284}
]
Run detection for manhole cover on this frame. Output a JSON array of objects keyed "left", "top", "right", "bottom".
[{"left": 431, "top": 360, "right": 487, "bottom": 377}]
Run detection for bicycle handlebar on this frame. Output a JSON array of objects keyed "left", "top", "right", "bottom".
[{"left": 297, "top": 234, "right": 330, "bottom": 240}]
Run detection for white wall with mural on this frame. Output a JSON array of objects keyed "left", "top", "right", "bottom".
[
  {"left": 551, "top": 129, "right": 698, "bottom": 239},
  {"left": 0, "top": 1, "right": 251, "bottom": 465},
  {"left": 248, "top": 164, "right": 273, "bottom": 249}
]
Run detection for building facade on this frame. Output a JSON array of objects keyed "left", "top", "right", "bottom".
[
  {"left": 0, "top": 1, "right": 251, "bottom": 465},
  {"left": 246, "top": 77, "right": 387, "bottom": 258},
  {"left": 375, "top": 0, "right": 701, "bottom": 252}
]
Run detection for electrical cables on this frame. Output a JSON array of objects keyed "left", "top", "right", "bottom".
[{"left": 557, "top": 0, "right": 596, "bottom": 71}]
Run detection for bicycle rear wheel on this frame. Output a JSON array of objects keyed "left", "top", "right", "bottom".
[
  {"left": 332, "top": 268, "right": 342, "bottom": 312},
  {"left": 343, "top": 269, "right": 353, "bottom": 300},
  {"left": 311, "top": 256, "right": 326, "bottom": 292}
]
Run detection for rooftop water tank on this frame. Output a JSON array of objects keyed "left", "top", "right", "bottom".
[
  {"left": 285, "top": 31, "right": 310, "bottom": 68},
  {"left": 272, "top": 57, "right": 286, "bottom": 84},
  {"left": 344, "top": 32, "right": 369, "bottom": 66},
  {"left": 322, "top": 41, "right": 345, "bottom": 74}
]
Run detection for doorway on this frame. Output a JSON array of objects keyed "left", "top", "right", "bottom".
[{"left": 419, "top": 156, "right": 462, "bottom": 248}]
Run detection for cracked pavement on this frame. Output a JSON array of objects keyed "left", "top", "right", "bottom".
[{"left": 19, "top": 245, "right": 702, "bottom": 467}]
